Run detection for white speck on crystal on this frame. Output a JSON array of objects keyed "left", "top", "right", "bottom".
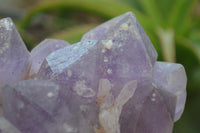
[
  {"left": 0, "top": 43, "right": 9, "bottom": 55},
  {"left": 104, "top": 57, "right": 108, "bottom": 63},
  {"left": 102, "top": 49, "right": 106, "bottom": 53},
  {"left": 152, "top": 93, "right": 156, "bottom": 97},
  {"left": 0, "top": 18, "right": 13, "bottom": 31},
  {"left": 74, "top": 80, "right": 96, "bottom": 98},
  {"left": 55, "top": 44, "right": 59, "bottom": 48},
  {"left": 63, "top": 123, "right": 77, "bottom": 133},
  {"left": 151, "top": 98, "right": 156, "bottom": 102},
  {"left": 102, "top": 40, "right": 113, "bottom": 49},
  {"left": 47, "top": 92, "right": 54, "bottom": 98},
  {"left": 73, "top": 46, "right": 79, "bottom": 50},
  {"left": 67, "top": 69, "right": 72, "bottom": 77},
  {"left": 120, "top": 23, "right": 129, "bottom": 31},
  {"left": 107, "top": 69, "right": 112, "bottom": 74}
]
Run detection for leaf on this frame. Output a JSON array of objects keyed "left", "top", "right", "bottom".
[
  {"left": 138, "top": 0, "right": 165, "bottom": 27},
  {"left": 19, "top": 0, "right": 153, "bottom": 32},
  {"left": 176, "top": 36, "right": 200, "bottom": 62},
  {"left": 154, "top": 0, "right": 178, "bottom": 19},
  {"left": 156, "top": 28, "right": 176, "bottom": 62},
  {"left": 175, "top": 36, "right": 200, "bottom": 91},
  {"left": 168, "top": 0, "right": 198, "bottom": 35},
  {"left": 118, "top": 0, "right": 145, "bottom": 13}
]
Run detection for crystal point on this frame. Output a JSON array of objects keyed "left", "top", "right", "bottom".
[
  {"left": 153, "top": 61, "right": 187, "bottom": 121},
  {"left": 0, "top": 17, "right": 30, "bottom": 92}
]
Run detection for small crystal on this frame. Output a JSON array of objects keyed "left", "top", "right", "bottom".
[{"left": 153, "top": 61, "right": 187, "bottom": 121}]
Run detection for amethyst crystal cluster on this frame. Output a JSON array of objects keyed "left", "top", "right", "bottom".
[{"left": 0, "top": 12, "right": 187, "bottom": 133}]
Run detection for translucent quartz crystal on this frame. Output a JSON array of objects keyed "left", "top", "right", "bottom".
[
  {"left": 1, "top": 12, "right": 187, "bottom": 133},
  {"left": 153, "top": 61, "right": 187, "bottom": 121},
  {"left": 29, "top": 39, "right": 69, "bottom": 76},
  {"left": 0, "top": 18, "right": 30, "bottom": 92}
]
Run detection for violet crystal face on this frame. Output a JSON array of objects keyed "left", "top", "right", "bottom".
[
  {"left": 0, "top": 12, "right": 187, "bottom": 133},
  {"left": 0, "top": 18, "right": 31, "bottom": 92},
  {"left": 29, "top": 39, "right": 70, "bottom": 77}
]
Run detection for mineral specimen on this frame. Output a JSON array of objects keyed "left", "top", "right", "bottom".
[{"left": 1, "top": 12, "right": 187, "bottom": 133}]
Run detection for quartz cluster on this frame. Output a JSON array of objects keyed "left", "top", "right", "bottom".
[{"left": 0, "top": 12, "right": 187, "bottom": 133}]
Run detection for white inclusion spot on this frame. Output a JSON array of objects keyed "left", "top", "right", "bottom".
[
  {"left": 67, "top": 69, "right": 72, "bottom": 77},
  {"left": 74, "top": 80, "right": 96, "bottom": 98},
  {"left": 151, "top": 98, "right": 156, "bottom": 102},
  {"left": 0, "top": 43, "right": 9, "bottom": 54},
  {"left": 73, "top": 46, "right": 79, "bottom": 50},
  {"left": 102, "top": 40, "right": 113, "bottom": 50},
  {"left": 47, "top": 92, "right": 54, "bottom": 98},
  {"left": 63, "top": 123, "right": 77, "bottom": 133},
  {"left": 152, "top": 93, "right": 156, "bottom": 97},
  {"left": 102, "top": 49, "right": 106, "bottom": 53},
  {"left": 120, "top": 23, "right": 129, "bottom": 31},
  {"left": 104, "top": 57, "right": 108, "bottom": 63},
  {"left": 0, "top": 18, "right": 13, "bottom": 30},
  {"left": 55, "top": 44, "right": 59, "bottom": 48},
  {"left": 97, "top": 79, "right": 137, "bottom": 133},
  {"left": 107, "top": 69, "right": 112, "bottom": 74}
]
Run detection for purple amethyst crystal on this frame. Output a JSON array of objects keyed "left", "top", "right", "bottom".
[
  {"left": 153, "top": 61, "right": 187, "bottom": 121},
  {"left": 1, "top": 12, "right": 187, "bottom": 133},
  {"left": 0, "top": 18, "right": 31, "bottom": 94},
  {"left": 29, "top": 39, "right": 69, "bottom": 77}
]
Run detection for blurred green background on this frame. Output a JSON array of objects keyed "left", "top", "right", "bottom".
[{"left": 0, "top": 0, "right": 199, "bottom": 132}]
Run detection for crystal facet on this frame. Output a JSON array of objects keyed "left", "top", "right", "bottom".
[
  {"left": 0, "top": 116, "right": 22, "bottom": 133},
  {"left": 0, "top": 12, "right": 187, "bottom": 133},
  {"left": 29, "top": 39, "right": 69, "bottom": 76}
]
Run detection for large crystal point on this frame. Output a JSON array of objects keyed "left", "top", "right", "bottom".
[
  {"left": 0, "top": 18, "right": 30, "bottom": 91},
  {"left": 29, "top": 39, "right": 69, "bottom": 76},
  {"left": 153, "top": 61, "right": 187, "bottom": 121},
  {"left": 82, "top": 12, "right": 157, "bottom": 66}
]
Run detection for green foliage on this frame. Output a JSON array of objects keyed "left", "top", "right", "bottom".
[{"left": 16, "top": 0, "right": 200, "bottom": 132}]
